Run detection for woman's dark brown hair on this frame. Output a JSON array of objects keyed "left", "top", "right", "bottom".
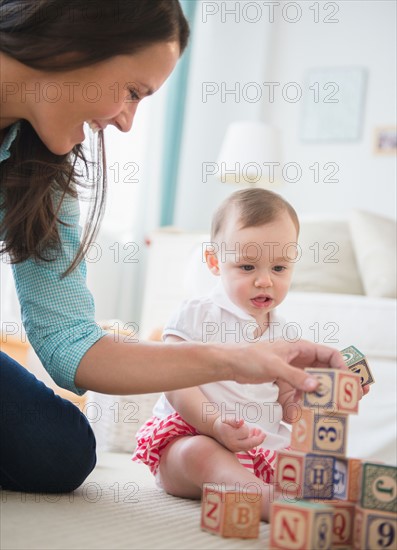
[{"left": 0, "top": 0, "right": 189, "bottom": 275}]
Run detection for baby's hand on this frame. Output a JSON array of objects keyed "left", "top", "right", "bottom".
[{"left": 212, "top": 417, "right": 265, "bottom": 452}]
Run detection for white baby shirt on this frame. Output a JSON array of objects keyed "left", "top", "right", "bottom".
[{"left": 152, "top": 281, "right": 293, "bottom": 450}]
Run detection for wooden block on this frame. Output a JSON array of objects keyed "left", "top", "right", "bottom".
[
  {"left": 353, "top": 506, "right": 397, "bottom": 550},
  {"left": 347, "top": 458, "right": 363, "bottom": 502},
  {"left": 270, "top": 499, "right": 333, "bottom": 549},
  {"left": 328, "top": 457, "right": 362, "bottom": 503},
  {"left": 329, "top": 500, "right": 356, "bottom": 548},
  {"left": 360, "top": 462, "right": 397, "bottom": 514},
  {"left": 303, "top": 368, "right": 361, "bottom": 415},
  {"left": 341, "top": 345, "right": 375, "bottom": 387},
  {"left": 275, "top": 449, "right": 339, "bottom": 500},
  {"left": 201, "top": 483, "right": 261, "bottom": 538},
  {"left": 291, "top": 407, "right": 348, "bottom": 457}
]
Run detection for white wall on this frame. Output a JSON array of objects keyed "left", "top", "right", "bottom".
[{"left": 174, "top": 0, "right": 396, "bottom": 230}]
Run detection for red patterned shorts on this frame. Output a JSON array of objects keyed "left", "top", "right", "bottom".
[{"left": 132, "top": 412, "right": 285, "bottom": 485}]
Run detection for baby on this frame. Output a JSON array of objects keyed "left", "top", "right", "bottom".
[{"left": 133, "top": 188, "right": 304, "bottom": 521}]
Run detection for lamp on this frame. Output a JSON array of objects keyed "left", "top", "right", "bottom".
[{"left": 216, "top": 121, "right": 281, "bottom": 186}]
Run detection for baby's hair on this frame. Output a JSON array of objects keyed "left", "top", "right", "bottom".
[{"left": 210, "top": 188, "right": 299, "bottom": 241}]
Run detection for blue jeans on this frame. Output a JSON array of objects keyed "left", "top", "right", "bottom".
[{"left": 0, "top": 352, "right": 96, "bottom": 493}]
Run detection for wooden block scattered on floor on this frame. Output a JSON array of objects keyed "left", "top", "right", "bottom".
[
  {"left": 201, "top": 483, "right": 261, "bottom": 539},
  {"left": 270, "top": 499, "right": 333, "bottom": 549},
  {"left": 302, "top": 368, "right": 361, "bottom": 415}
]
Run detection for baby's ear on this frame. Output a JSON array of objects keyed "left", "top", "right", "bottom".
[{"left": 205, "top": 249, "right": 220, "bottom": 276}]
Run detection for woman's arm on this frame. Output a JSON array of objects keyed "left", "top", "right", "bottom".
[
  {"left": 75, "top": 335, "right": 347, "bottom": 396},
  {"left": 163, "top": 336, "right": 266, "bottom": 452},
  {"left": 164, "top": 335, "right": 220, "bottom": 436}
]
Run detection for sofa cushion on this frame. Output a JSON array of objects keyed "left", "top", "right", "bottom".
[
  {"left": 290, "top": 217, "right": 364, "bottom": 295},
  {"left": 349, "top": 210, "right": 397, "bottom": 298}
]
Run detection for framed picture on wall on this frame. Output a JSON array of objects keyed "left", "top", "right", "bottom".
[
  {"left": 374, "top": 126, "right": 397, "bottom": 156},
  {"left": 301, "top": 67, "right": 367, "bottom": 142}
]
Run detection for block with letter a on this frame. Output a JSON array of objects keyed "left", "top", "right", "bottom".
[{"left": 200, "top": 483, "right": 261, "bottom": 538}]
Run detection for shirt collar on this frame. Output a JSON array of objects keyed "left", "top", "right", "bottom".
[{"left": 0, "top": 122, "right": 21, "bottom": 163}]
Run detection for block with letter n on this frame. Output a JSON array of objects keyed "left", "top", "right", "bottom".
[
  {"left": 200, "top": 483, "right": 261, "bottom": 538},
  {"left": 270, "top": 499, "right": 333, "bottom": 549}
]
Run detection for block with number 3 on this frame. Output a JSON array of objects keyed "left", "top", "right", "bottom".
[{"left": 291, "top": 407, "right": 348, "bottom": 457}]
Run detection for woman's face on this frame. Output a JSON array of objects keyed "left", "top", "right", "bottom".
[{"left": 28, "top": 41, "right": 180, "bottom": 154}]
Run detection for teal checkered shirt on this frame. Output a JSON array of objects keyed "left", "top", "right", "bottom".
[{"left": 1, "top": 123, "right": 106, "bottom": 395}]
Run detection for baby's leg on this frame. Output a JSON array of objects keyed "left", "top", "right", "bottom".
[{"left": 158, "top": 435, "right": 273, "bottom": 521}]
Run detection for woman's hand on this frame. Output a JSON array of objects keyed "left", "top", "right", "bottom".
[
  {"left": 229, "top": 339, "right": 347, "bottom": 392},
  {"left": 212, "top": 417, "right": 266, "bottom": 452}
]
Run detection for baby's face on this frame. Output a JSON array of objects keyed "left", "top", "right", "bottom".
[{"left": 209, "top": 211, "right": 298, "bottom": 326}]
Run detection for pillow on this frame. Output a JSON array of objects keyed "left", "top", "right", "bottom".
[
  {"left": 290, "top": 218, "right": 364, "bottom": 295},
  {"left": 349, "top": 210, "right": 397, "bottom": 298}
]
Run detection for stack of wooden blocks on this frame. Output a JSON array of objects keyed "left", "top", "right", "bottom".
[
  {"left": 199, "top": 345, "right": 396, "bottom": 547},
  {"left": 271, "top": 345, "right": 397, "bottom": 549}
]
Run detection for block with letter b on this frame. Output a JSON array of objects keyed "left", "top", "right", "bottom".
[
  {"left": 303, "top": 368, "right": 361, "bottom": 415},
  {"left": 360, "top": 462, "right": 397, "bottom": 514},
  {"left": 270, "top": 499, "right": 333, "bottom": 549},
  {"left": 353, "top": 506, "right": 397, "bottom": 550},
  {"left": 291, "top": 407, "right": 348, "bottom": 457},
  {"left": 200, "top": 483, "right": 261, "bottom": 538},
  {"left": 341, "top": 344, "right": 375, "bottom": 387}
]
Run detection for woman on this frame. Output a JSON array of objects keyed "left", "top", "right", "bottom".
[{"left": 0, "top": 0, "right": 346, "bottom": 494}]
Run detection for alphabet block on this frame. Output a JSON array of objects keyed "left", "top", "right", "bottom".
[
  {"left": 291, "top": 407, "right": 348, "bottom": 457},
  {"left": 353, "top": 506, "right": 397, "bottom": 550},
  {"left": 329, "top": 500, "right": 356, "bottom": 548},
  {"left": 275, "top": 449, "right": 339, "bottom": 500},
  {"left": 331, "top": 457, "right": 363, "bottom": 502},
  {"left": 303, "top": 368, "right": 361, "bottom": 415},
  {"left": 360, "top": 462, "right": 397, "bottom": 514},
  {"left": 200, "top": 483, "right": 260, "bottom": 538},
  {"left": 270, "top": 499, "right": 333, "bottom": 549},
  {"left": 341, "top": 345, "right": 375, "bottom": 387}
]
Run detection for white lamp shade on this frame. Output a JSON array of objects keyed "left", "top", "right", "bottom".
[{"left": 216, "top": 121, "right": 281, "bottom": 185}]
